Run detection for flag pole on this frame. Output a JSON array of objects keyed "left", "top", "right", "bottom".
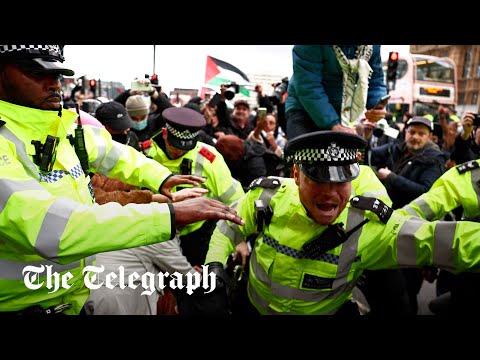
[{"left": 153, "top": 45, "right": 156, "bottom": 74}]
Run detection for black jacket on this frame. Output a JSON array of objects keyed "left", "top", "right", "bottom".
[
  {"left": 226, "top": 140, "right": 281, "bottom": 191},
  {"left": 368, "top": 141, "right": 447, "bottom": 209}
]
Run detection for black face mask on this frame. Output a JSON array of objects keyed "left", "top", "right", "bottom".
[{"left": 111, "top": 133, "right": 127, "bottom": 144}]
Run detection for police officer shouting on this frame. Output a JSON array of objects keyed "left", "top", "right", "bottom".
[
  {"left": 0, "top": 45, "right": 244, "bottom": 315},
  {"left": 204, "top": 130, "right": 480, "bottom": 315}
]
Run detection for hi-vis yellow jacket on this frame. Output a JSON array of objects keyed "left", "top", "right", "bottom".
[
  {"left": 401, "top": 159, "right": 480, "bottom": 221},
  {"left": 206, "top": 167, "right": 480, "bottom": 315},
  {"left": 0, "top": 100, "right": 176, "bottom": 314},
  {"left": 147, "top": 140, "right": 244, "bottom": 235}
]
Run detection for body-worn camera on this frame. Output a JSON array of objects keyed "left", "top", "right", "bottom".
[
  {"left": 255, "top": 199, "right": 273, "bottom": 232},
  {"left": 31, "top": 135, "right": 60, "bottom": 173},
  {"left": 180, "top": 158, "right": 192, "bottom": 175},
  {"left": 222, "top": 82, "right": 240, "bottom": 100},
  {"left": 269, "top": 77, "right": 289, "bottom": 105}
]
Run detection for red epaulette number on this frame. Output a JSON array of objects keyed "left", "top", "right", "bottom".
[{"left": 199, "top": 146, "right": 216, "bottom": 163}]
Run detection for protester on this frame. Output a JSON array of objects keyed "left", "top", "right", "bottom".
[
  {"left": 114, "top": 79, "right": 173, "bottom": 142},
  {"left": 285, "top": 45, "right": 387, "bottom": 138}
]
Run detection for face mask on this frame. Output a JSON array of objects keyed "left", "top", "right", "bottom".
[
  {"left": 132, "top": 118, "right": 148, "bottom": 131},
  {"left": 111, "top": 133, "right": 127, "bottom": 144}
]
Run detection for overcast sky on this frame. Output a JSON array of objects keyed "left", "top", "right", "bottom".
[{"left": 63, "top": 45, "right": 410, "bottom": 94}]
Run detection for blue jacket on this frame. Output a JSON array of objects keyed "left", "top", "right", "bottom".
[{"left": 285, "top": 45, "right": 387, "bottom": 129}]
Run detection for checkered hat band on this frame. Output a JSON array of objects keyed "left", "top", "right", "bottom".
[
  {"left": 165, "top": 123, "right": 199, "bottom": 140},
  {"left": 294, "top": 148, "right": 357, "bottom": 163},
  {"left": 0, "top": 45, "right": 63, "bottom": 61}
]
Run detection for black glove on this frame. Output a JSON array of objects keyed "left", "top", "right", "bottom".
[
  {"left": 207, "top": 262, "right": 233, "bottom": 289},
  {"left": 175, "top": 262, "right": 232, "bottom": 315}
]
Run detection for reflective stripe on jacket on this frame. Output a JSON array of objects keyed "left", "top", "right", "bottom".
[
  {"left": 401, "top": 159, "right": 480, "bottom": 221},
  {"left": 0, "top": 100, "right": 175, "bottom": 313},
  {"left": 206, "top": 174, "right": 480, "bottom": 314}
]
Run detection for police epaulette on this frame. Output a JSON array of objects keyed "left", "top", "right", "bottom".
[
  {"left": 350, "top": 196, "right": 393, "bottom": 224},
  {"left": 247, "top": 176, "right": 282, "bottom": 191},
  {"left": 199, "top": 146, "right": 216, "bottom": 163},
  {"left": 456, "top": 160, "right": 479, "bottom": 174}
]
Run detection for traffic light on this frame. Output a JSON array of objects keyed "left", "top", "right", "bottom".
[
  {"left": 151, "top": 74, "right": 158, "bottom": 85},
  {"left": 89, "top": 79, "right": 97, "bottom": 94},
  {"left": 386, "top": 51, "right": 399, "bottom": 91}
]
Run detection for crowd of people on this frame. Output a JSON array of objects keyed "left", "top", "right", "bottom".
[{"left": 2, "top": 44, "right": 480, "bottom": 317}]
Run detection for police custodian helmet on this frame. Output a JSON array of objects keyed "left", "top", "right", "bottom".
[
  {"left": 0, "top": 45, "right": 74, "bottom": 76},
  {"left": 284, "top": 131, "right": 367, "bottom": 183}
]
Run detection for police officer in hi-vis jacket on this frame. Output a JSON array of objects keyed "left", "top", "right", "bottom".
[
  {"left": 0, "top": 45, "right": 244, "bottom": 315},
  {"left": 203, "top": 130, "right": 480, "bottom": 315}
]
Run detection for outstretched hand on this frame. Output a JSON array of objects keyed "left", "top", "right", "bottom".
[
  {"left": 172, "top": 197, "right": 245, "bottom": 227},
  {"left": 161, "top": 175, "right": 205, "bottom": 199},
  {"left": 171, "top": 187, "right": 208, "bottom": 202}
]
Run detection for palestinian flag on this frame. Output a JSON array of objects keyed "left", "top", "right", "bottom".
[{"left": 204, "top": 55, "right": 251, "bottom": 97}]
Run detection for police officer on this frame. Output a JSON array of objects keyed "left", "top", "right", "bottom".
[
  {"left": 145, "top": 107, "right": 246, "bottom": 267},
  {"left": 0, "top": 45, "right": 244, "bottom": 314},
  {"left": 401, "top": 158, "right": 480, "bottom": 315},
  {"left": 204, "top": 130, "right": 480, "bottom": 315},
  {"left": 402, "top": 159, "right": 480, "bottom": 221}
]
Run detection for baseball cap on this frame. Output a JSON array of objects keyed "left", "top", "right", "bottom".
[
  {"left": 406, "top": 116, "right": 434, "bottom": 132},
  {"left": 95, "top": 101, "right": 135, "bottom": 132},
  {"left": 234, "top": 99, "right": 250, "bottom": 109}
]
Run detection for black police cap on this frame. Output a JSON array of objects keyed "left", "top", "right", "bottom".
[
  {"left": 163, "top": 107, "right": 206, "bottom": 151},
  {"left": 0, "top": 45, "right": 74, "bottom": 76},
  {"left": 285, "top": 131, "right": 367, "bottom": 183}
]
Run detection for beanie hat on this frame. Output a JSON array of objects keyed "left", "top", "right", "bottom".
[{"left": 126, "top": 95, "right": 149, "bottom": 118}]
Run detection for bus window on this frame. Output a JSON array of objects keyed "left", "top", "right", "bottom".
[{"left": 415, "top": 57, "right": 454, "bottom": 84}]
